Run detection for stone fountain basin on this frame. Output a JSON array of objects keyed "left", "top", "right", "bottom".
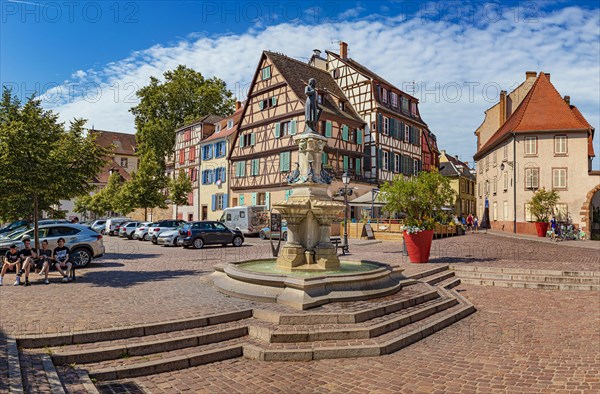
[{"left": 211, "top": 259, "right": 407, "bottom": 310}]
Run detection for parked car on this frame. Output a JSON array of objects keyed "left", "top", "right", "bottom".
[
  {"left": 105, "top": 218, "right": 131, "bottom": 236},
  {"left": 0, "top": 220, "right": 29, "bottom": 235},
  {"left": 149, "top": 220, "right": 186, "bottom": 244},
  {"left": 156, "top": 224, "right": 186, "bottom": 246},
  {"left": 133, "top": 222, "right": 155, "bottom": 241},
  {"left": 259, "top": 220, "right": 288, "bottom": 241},
  {"left": 179, "top": 221, "right": 244, "bottom": 249},
  {"left": 0, "top": 224, "right": 104, "bottom": 267},
  {"left": 118, "top": 221, "right": 142, "bottom": 239},
  {"left": 90, "top": 219, "right": 107, "bottom": 234},
  {"left": 219, "top": 205, "right": 269, "bottom": 235},
  {"left": 0, "top": 219, "right": 70, "bottom": 239}
]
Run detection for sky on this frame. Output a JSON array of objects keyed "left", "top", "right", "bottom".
[{"left": 1, "top": 0, "right": 599, "bottom": 169}]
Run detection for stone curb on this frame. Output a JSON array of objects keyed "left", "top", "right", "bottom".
[
  {"left": 449, "top": 264, "right": 600, "bottom": 277},
  {"left": 17, "top": 309, "right": 253, "bottom": 348},
  {"left": 76, "top": 370, "right": 100, "bottom": 394},
  {"left": 458, "top": 278, "right": 600, "bottom": 291},
  {"left": 7, "top": 336, "right": 23, "bottom": 394},
  {"left": 407, "top": 265, "right": 450, "bottom": 280},
  {"left": 40, "top": 353, "right": 65, "bottom": 394}
]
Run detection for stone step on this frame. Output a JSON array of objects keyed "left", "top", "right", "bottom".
[
  {"left": 17, "top": 309, "right": 252, "bottom": 348},
  {"left": 18, "top": 349, "right": 66, "bottom": 394},
  {"left": 407, "top": 265, "right": 450, "bottom": 280},
  {"left": 459, "top": 278, "right": 600, "bottom": 291},
  {"left": 450, "top": 265, "right": 600, "bottom": 277},
  {"left": 85, "top": 338, "right": 245, "bottom": 381},
  {"left": 436, "top": 276, "right": 461, "bottom": 290},
  {"left": 244, "top": 289, "right": 475, "bottom": 361},
  {"left": 251, "top": 296, "right": 458, "bottom": 343},
  {"left": 453, "top": 270, "right": 600, "bottom": 284},
  {"left": 50, "top": 322, "right": 249, "bottom": 365},
  {"left": 254, "top": 282, "right": 439, "bottom": 325},
  {"left": 422, "top": 270, "right": 456, "bottom": 286}
]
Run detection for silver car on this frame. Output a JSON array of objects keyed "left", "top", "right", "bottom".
[
  {"left": 118, "top": 221, "right": 142, "bottom": 239},
  {"left": 149, "top": 220, "right": 186, "bottom": 244},
  {"left": 156, "top": 226, "right": 185, "bottom": 246},
  {"left": 90, "top": 219, "right": 107, "bottom": 234},
  {"left": 133, "top": 222, "right": 155, "bottom": 241},
  {"left": 0, "top": 224, "right": 104, "bottom": 267}
]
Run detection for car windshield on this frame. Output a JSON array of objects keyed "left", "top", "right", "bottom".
[{"left": 2, "top": 227, "right": 29, "bottom": 239}]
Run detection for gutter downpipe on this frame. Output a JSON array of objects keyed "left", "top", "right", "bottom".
[{"left": 513, "top": 133, "right": 517, "bottom": 234}]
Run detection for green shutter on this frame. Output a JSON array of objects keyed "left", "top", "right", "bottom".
[
  {"left": 356, "top": 129, "right": 363, "bottom": 144},
  {"left": 239, "top": 194, "right": 245, "bottom": 206},
  {"left": 355, "top": 158, "right": 361, "bottom": 174},
  {"left": 280, "top": 152, "right": 290, "bottom": 172},
  {"left": 342, "top": 125, "right": 349, "bottom": 141},
  {"left": 258, "top": 100, "right": 264, "bottom": 110},
  {"left": 275, "top": 123, "right": 281, "bottom": 138},
  {"left": 377, "top": 113, "right": 382, "bottom": 133},
  {"left": 252, "top": 159, "right": 260, "bottom": 175},
  {"left": 285, "top": 190, "right": 292, "bottom": 200},
  {"left": 290, "top": 120, "right": 297, "bottom": 135},
  {"left": 325, "top": 121, "right": 332, "bottom": 137},
  {"left": 271, "top": 96, "right": 277, "bottom": 106},
  {"left": 251, "top": 193, "right": 257, "bottom": 205},
  {"left": 239, "top": 135, "right": 244, "bottom": 148},
  {"left": 343, "top": 155, "right": 349, "bottom": 171},
  {"left": 265, "top": 192, "right": 270, "bottom": 209},
  {"left": 378, "top": 149, "right": 383, "bottom": 168},
  {"left": 251, "top": 133, "right": 256, "bottom": 145},
  {"left": 322, "top": 152, "right": 328, "bottom": 165}
]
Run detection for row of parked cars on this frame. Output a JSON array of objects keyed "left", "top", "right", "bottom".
[{"left": 89, "top": 218, "right": 246, "bottom": 249}]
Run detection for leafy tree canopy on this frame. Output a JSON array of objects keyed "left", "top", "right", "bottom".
[{"left": 527, "top": 188, "right": 560, "bottom": 222}]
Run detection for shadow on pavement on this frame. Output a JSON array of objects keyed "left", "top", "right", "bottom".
[{"left": 80, "top": 269, "right": 209, "bottom": 288}]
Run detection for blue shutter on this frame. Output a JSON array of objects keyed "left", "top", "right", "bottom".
[
  {"left": 325, "top": 121, "right": 332, "bottom": 137},
  {"left": 211, "top": 194, "right": 216, "bottom": 211},
  {"left": 251, "top": 193, "right": 257, "bottom": 205},
  {"left": 223, "top": 194, "right": 229, "bottom": 209},
  {"left": 290, "top": 120, "right": 297, "bottom": 135},
  {"left": 275, "top": 123, "right": 281, "bottom": 138},
  {"left": 221, "top": 167, "right": 226, "bottom": 182}
]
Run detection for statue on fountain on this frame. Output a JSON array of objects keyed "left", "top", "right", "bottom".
[{"left": 304, "top": 78, "right": 323, "bottom": 133}]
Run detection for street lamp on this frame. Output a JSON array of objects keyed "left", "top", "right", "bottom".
[{"left": 342, "top": 172, "right": 350, "bottom": 254}]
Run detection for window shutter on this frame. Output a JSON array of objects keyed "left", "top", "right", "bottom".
[
  {"left": 265, "top": 192, "right": 270, "bottom": 209},
  {"left": 388, "top": 152, "right": 393, "bottom": 172},
  {"left": 259, "top": 100, "right": 264, "bottom": 110},
  {"left": 325, "top": 121, "right": 332, "bottom": 137},
  {"left": 239, "top": 135, "right": 244, "bottom": 148},
  {"left": 355, "top": 158, "right": 361, "bottom": 175},
  {"left": 342, "top": 125, "right": 349, "bottom": 141},
  {"left": 251, "top": 133, "right": 256, "bottom": 145},
  {"left": 271, "top": 96, "right": 277, "bottom": 106},
  {"left": 356, "top": 129, "right": 363, "bottom": 144},
  {"left": 343, "top": 155, "right": 349, "bottom": 171},
  {"left": 251, "top": 192, "right": 257, "bottom": 205},
  {"left": 239, "top": 194, "right": 245, "bottom": 205},
  {"left": 378, "top": 149, "right": 383, "bottom": 168},
  {"left": 390, "top": 119, "right": 396, "bottom": 139},
  {"left": 223, "top": 194, "right": 229, "bottom": 209},
  {"left": 322, "top": 152, "right": 328, "bottom": 165},
  {"left": 211, "top": 194, "right": 216, "bottom": 211},
  {"left": 399, "top": 122, "right": 405, "bottom": 140},
  {"left": 285, "top": 190, "right": 292, "bottom": 200},
  {"left": 377, "top": 113, "right": 382, "bottom": 133},
  {"left": 408, "top": 127, "right": 414, "bottom": 145},
  {"left": 221, "top": 167, "right": 226, "bottom": 182},
  {"left": 275, "top": 123, "right": 281, "bottom": 138},
  {"left": 290, "top": 120, "right": 297, "bottom": 135}
]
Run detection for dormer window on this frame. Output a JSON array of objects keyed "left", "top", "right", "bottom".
[
  {"left": 338, "top": 101, "right": 345, "bottom": 111},
  {"left": 391, "top": 92, "right": 398, "bottom": 107},
  {"left": 381, "top": 88, "right": 388, "bottom": 103},
  {"left": 411, "top": 102, "right": 417, "bottom": 116},
  {"left": 215, "top": 124, "right": 221, "bottom": 133},
  {"left": 227, "top": 119, "right": 234, "bottom": 129},
  {"left": 401, "top": 97, "right": 409, "bottom": 113}
]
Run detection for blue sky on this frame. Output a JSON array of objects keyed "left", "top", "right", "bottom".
[{"left": 1, "top": 0, "right": 599, "bottom": 168}]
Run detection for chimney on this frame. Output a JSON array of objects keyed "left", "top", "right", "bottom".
[
  {"left": 544, "top": 72, "right": 550, "bottom": 81},
  {"left": 339, "top": 41, "right": 348, "bottom": 59},
  {"left": 563, "top": 95, "right": 570, "bottom": 105},
  {"left": 499, "top": 90, "right": 507, "bottom": 126},
  {"left": 235, "top": 101, "right": 242, "bottom": 111},
  {"left": 313, "top": 49, "right": 322, "bottom": 58},
  {"left": 309, "top": 49, "right": 327, "bottom": 70},
  {"left": 525, "top": 71, "right": 537, "bottom": 79}
]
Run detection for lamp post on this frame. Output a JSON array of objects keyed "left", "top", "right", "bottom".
[{"left": 342, "top": 172, "right": 350, "bottom": 254}]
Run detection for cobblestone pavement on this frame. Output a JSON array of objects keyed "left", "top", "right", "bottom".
[
  {"left": 105, "top": 285, "right": 600, "bottom": 394},
  {"left": 0, "top": 234, "right": 598, "bottom": 337}
]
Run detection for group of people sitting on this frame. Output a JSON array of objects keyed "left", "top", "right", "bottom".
[{"left": 0, "top": 237, "right": 73, "bottom": 286}]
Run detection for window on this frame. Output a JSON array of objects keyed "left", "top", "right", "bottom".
[
  {"left": 461, "top": 179, "right": 466, "bottom": 193},
  {"left": 503, "top": 144, "right": 508, "bottom": 159},
  {"left": 279, "top": 151, "right": 291, "bottom": 172},
  {"left": 493, "top": 151, "right": 497, "bottom": 166},
  {"left": 120, "top": 158, "right": 128, "bottom": 168},
  {"left": 215, "top": 124, "right": 221, "bottom": 133},
  {"left": 478, "top": 182, "right": 482, "bottom": 197},
  {"left": 381, "top": 88, "right": 388, "bottom": 103},
  {"left": 383, "top": 117, "right": 389, "bottom": 135},
  {"left": 485, "top": 180, "right": 490, "bottom": 195},
  {"left": 259, "top": 96, "right": 277, "bottom": 110},
  {"left": 554, "top": 203, "right": 568, "bottom": 221},
  {"left": 318, "top": 94, "right": 323, "bottom": 104},
  {"left": 187, "top": 192, "right": 194, "bottom": 206},
  {"left": 401, "top": 97, "right": 409, "bottom": 113},
  {"left": 525, "top": 203, "right": 533, "bottom": 222},
  {"left": 485, "top": 155, "right": 489, "bottom": 170},
  {"left": 552, "top": 168, "right": 567, "bottom": 189},
  {"left": 382, "top": 151, "right": 389, "bottom": 170},
  {"left": 391, "top": 92, "right": 398, "bottom": 107},
  {"left": 554, "top": 135, "right": 567, "bottom": 155},
  {"left": 251, "top": 159, "right": 260, "bottom": 176},
  {"left": 227, "top": 119, "right": 234, "bottom": 129},
  {"left": 179, "top": 149, "right": 185, "bottom": 164},
  {"left": 394, "top": 154, "right": 401, "bottom": 173},
  {"left": 202, "top": 145, "right": 213, "bottom": 160},
  {"left": 492, "top": 177, "right": 497, "bottom": 195},
  {"left": 261, "top": 66, "right": 271, "bottom": 80},
  {"left": 215, "top": 194, "right": 225, "bottom": 210},
  {"left": 524, "top": 137, "right": 537, "bottom": 155},
  {"left": 525, "top": 168, "right": 539, "bottom": 190},
  {"left": 503, "top": 172, "right": 508, "bottom": 191},
  {"left": 492, "top": 202, "right": 498, "bottom": 221},
  {"left": 235, "top": 161, "right": 246, "bottom": 177},
  {"left": 240, "top": 133, "right": 255, "bottom": 148},
  {"left": 331, "top": 69, "right": 340, "bottom": 78},
  {"left": 404, "top": 124, "right": 410, "bottom": 142},
  {"left": 338, "top": 101, "right": 345, "bottom": 111},
  {"left": 503, "top": 201, "right": 509, "bottom": 220},
  {"left": 478, "top": 162, "right": 482, "bottom": 174},
  {"left": 411, "top": 102, "right": 417, "bottom": 116},
  {"left": 413, "top": 159, "right": 419, "bottom": 176}
]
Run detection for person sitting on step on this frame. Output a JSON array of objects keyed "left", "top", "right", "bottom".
[
  {"left": 53, "top": 238, "right": 72, "bottom": 283},
  {"left": 0, "top": 244, "right": 22, "bottom": 286}
]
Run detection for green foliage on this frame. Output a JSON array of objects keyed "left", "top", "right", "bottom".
[
  {"left": 169, "top": 170, "right": 193, "bottom": 207},
  {"left": 118, "top": 150, "right": 168, "bottom": 215},
  {"left": 0, "top": 88, "right": 108, "bottom": 223},
  {"left": 527, "top": 188, "right": 560, "bottom": 222},
  {"left": 131, "top": 65, "right": 235, "bottom": 165},
  {"left": 380, "top": 171, "right": 456, "bottom": 230},
  {"left": 91, "top": 172, "right": 126, "bottom": 215}
]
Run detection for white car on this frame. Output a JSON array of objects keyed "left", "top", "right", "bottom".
[
  {"left": 149, "top": 220, "right": 186, "bottom": 244},
  {"left": 156, "top": 227, "right": 183, "bottom": 246},
  {"left": 133, "top": 222, "right": 154, "bottom": 240}
]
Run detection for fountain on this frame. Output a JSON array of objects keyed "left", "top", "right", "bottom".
[{"left": 212, "top": 78, "right": 406, "bottom": 309}]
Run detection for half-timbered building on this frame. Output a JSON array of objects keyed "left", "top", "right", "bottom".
[
  {"left": 229, "top": 51, "right": 366, "bottom": 208},
  {"left": 323, "top": 42, "right": 429, "bottom": 184}
]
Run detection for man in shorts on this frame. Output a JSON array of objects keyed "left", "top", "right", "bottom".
[
  {"left": 34, "top": 239, "right": 52, "bottom": 284},
  {"left": 1, "top": 244, "right": 22, "bottom": 286},
  {"left": 17, "top": 238, "right": 38, "bottom": 286},
  {"left": 53, "top": 238, "right": 72, "bottom": 283}
]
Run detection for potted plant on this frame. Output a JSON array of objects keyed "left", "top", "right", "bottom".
[
  {"left": 381, "top": 171, "right": 455, "bottom": 263},
  {"left": 527, "top": 188, "right": 560, "bottom": 237}
]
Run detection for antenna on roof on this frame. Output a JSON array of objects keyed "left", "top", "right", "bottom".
[{"left": 407, "top": 81, "right": 416, "bottom": 96}]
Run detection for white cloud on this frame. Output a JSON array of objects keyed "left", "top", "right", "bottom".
[{"left": 43, "top": 5, "right": 600, "bottom": 168}]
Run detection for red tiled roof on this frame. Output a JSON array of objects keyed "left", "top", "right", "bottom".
[
  {"left": 94, "top": 159, "right": 132, "bottom": 184},
  {"left": 475, "top": 72, "right": 592, "bottom": 159},
  {"left": 202, "top": 105, "right": 244, "bottom": 143},
  {"left": 90, "top": 129, "right": 136, "bottom": 156}
]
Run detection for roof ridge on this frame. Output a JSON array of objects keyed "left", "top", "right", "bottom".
[
  {"left": 539, "top": 73, "right": 588, "bottom": 129},
  {"left": 264, "top": 51, "right": 332, "bottom": 77}
]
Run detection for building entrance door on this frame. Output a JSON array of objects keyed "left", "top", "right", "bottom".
[{"left": 202, "top": 205, "right": 208, "bottom": 220}]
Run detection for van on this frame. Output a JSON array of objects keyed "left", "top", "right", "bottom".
[
  {"left": 219, "top": 206, "right": 269, "bottom": 235},
  {"left": 105, "top": 217, "right": 131, "bottom": 236}
]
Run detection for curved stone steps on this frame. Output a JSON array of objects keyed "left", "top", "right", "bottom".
[{"left": 436, "top": 276, "right": 461, "bottom": 290}]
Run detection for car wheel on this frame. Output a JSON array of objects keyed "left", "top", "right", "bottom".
[
  {"left": 71, "top": 248, "right": 92, "bottom": 267},
  {"left": 173, "top": 236, "right": 179, "bottom": 246},
  {"left": 152, "top": 236, "right": 158, "bottom": 244},
  {"left": 143, "top": 233, "right": 150, "bottom": 241},
  {"left": 282, "top": 232, "right": 288, "bottom": 241},
  {"left": 193, "top": 237, "right": 204, "bottom": 249},
  {"left": 100, "top": 229, "right": 106, "bottom": 235},
  {"left": 232, "top": 236, "right": 243, "bottom": 247},
  {"left": 259, "top": 231, "right": 266, "bottom": 240},
  {"left": 127, "top": 232, "right": 133, "bottom": 240}
]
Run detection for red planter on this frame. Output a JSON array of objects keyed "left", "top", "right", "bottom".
[
  {"left": 403, "top": 230, "right": 434, "bottom": 263},
  {"left": 535, "top": 222, "right": 549, "bottom": 237}
]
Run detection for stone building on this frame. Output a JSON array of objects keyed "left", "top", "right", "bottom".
[{"left": 439, "top": 151, "right": 476, "bottom": 217}]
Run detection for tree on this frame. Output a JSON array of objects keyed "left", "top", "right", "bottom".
[
  {"left": 89, "top": 172, "right": 128, "bottom": 216},
  {"left": 528, "top": 188, "right": 560, "bottom": 222},
  {"left": 0, "top": 88, "right": 108, "bottom": 246},
  {"left": 131, "top": 65, "right": 235, "bottom": 166},
  {"left": 119, "top": 151, "right": 168, "bottom": 220},
  {"left": 169, "top": 170, "right": 193, "bottom": 219},
  {"left": 380, "top": 171, "right": 456, "bottom": 230}
]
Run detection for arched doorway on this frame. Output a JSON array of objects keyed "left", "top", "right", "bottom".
[{"left": 581, "top": 185, "right": 600, "bottom": 240}]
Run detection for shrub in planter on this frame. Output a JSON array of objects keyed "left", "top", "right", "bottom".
[
  {"left": 527, "top": 188, "right": 559, "bottom": 237},
  {"left": 381, "top": 171, "right": 455, "bottom": 263}
]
